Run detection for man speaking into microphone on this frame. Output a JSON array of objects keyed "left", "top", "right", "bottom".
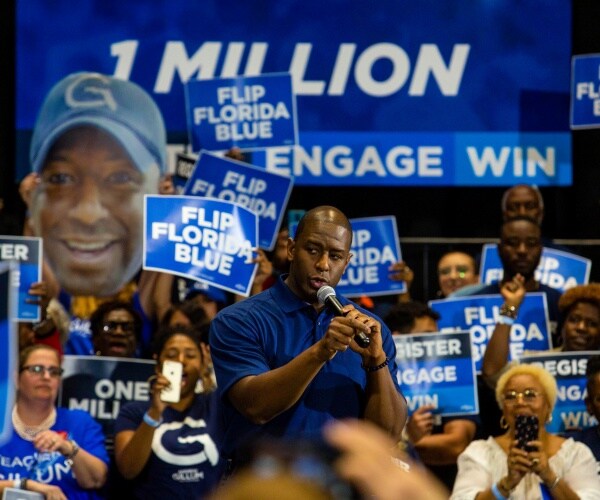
[{"left": 210, "top": 205, "right": 407, "bottom": 467}]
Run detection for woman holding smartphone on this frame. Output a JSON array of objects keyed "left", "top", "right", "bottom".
[
  {"left": 114, "top": 325, "right": 224, "bottom": 499},
  {"left": 451, "top": 364, "right": 599, "bottom": 499}
]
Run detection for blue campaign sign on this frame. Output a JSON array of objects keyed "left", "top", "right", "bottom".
[
  {"left": 185, "top": 73, "right": 298, "bottom": 152},
  {"left": 143, "top": 195, "right": 258, "bottom": 296},
  {"left": 336, "top": 216, "right": 405, "bottom": 297},
  {"left": 394, "top": 331, "right": 478, "bottom": 417},
  {"left": 0, "top": 262, "right": 17, "bottom": 446},
  {"left": 480, "top": 244, "right": 591, "bottom": 293},
  {"left": 429, "top": 293, "right": 551, "bottom": 373},
  {"left": 16, "top": 0, "right": 572, "bottom": 186},
  {"left": 184, "top": 151, "right": 293, "bottom": 250},
  {"left": 0, "top": 236, "right": 43, "bottom": 322},
  {"left": 520, "top": 352, "right": 596, "bottom": 434},
  {"left": 58, "top": 356, "right": 155, "bottom": 440},
  {"left": 254, "top": 131, "right": 572, "bottom": 187},
  {"left": 570, "top": 54, "right": 600, "bottom": 129}
]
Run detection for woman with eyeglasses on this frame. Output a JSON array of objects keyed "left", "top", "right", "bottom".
[
  {"left": 89, "top": 300, "right": 143, "bottom": 358},
  {"left": 0, "top": 345, "right": 109, "bottom": 499},
  {"left": 437, "top": 251, "right": 480, "bottom": 298},
  {"left": 451, "top": 364, "right": 600, "bottom": 499}
]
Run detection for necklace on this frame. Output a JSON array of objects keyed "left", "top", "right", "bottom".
[{"left": 12, "top": 405, "right": 56, "bottom": 441}]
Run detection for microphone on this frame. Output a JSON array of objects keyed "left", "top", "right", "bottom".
[{"left": 317, "top": 285, "right": 370, "bottom": 348}]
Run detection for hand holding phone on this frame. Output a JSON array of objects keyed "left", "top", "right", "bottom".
[
  {"left": 160, "top": 360, "right": 182, "bottom": 403},
  {"left": 515, "top": 414, "right": 539, "bottom": 451}
]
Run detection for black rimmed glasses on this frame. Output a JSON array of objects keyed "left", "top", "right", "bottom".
[{"left": 20, "top": 365, "right": 64, "bottom": 377}]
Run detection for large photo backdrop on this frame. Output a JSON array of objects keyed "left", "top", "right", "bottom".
[{"left": 17, "top": 0, "right": 571, "bottom": 187}]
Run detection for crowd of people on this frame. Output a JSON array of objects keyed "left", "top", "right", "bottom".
[{"left": 1, "top": 71, "right": 600, "bottom": 499}]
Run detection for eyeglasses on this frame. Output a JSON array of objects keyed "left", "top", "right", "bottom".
[
  {"left": 438, "top": 265, "right": 471, "bottom": 278},
  {"left": 20, "top": 365, "right": 63, "bottom": 377},
  {"left": 102, "top": 321, "right": 135, "bottom": 334},
  {"left": 502, "top": 389, "right": 541, "bottom": 404}
]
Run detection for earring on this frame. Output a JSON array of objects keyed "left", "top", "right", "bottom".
[
  {"left": 547, "top": 414, "right": 552, "bottom": 423},
  {"left": 195, "top": 379, "right": 204, "bottom": 394},
  {"left": 500, "top": 416, "right": 509, "bottom": 429}
]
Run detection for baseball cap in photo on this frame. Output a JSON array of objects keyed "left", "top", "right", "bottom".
[{"left": 30, "top": 72, "right": 167, "bottom": 174}]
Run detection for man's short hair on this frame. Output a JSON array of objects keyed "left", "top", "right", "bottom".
[
  {"left": 499, "top": 215, "right": 541, "bottom": 236},
  {"left": 30, "top": 72, "right": 167, "bottom": 174},
  {"left": 500, "top": 184, "right": 544, "bottom": 213},
  {"left": 294, "top": 206, "right": 352, "bottom": 243}
]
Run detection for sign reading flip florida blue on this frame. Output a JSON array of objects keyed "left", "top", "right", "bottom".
[
  {"left": 0, "top": 262, "right": 16, "bottom": 446},
  {"left": 520, "top": 352, "right": 596, "bottom": 433},
  {"left": 480, "top": 244, "right": 591, "bottom": 293},
  {"left": 143, "top": 195, "right": 258, "bottom": 296},
  {"left": 429, "top": 293, "right": 551, "bottom": 373},
  {"left": 0, "top": 236, "right": 42, "bottom": 322},
  {"left": 571, "top": 54, "right": 600, "bottom": 129},
  {"left": 394, "top": 331, "right": 478, "bottom": 417},
  {"left": 185, "top": 73, "right": 298, "bottom": 152},
  {"left": 336, "top": 216, "right": 404, "bottom": 297},
  {"left": 184, "top": 151, "right": 293, "bottom": 250},
  {"left": 59, "top": 356, "right": 155, "bottom": 442}
]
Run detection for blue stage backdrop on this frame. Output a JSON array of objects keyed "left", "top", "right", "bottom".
[{"left": 17, "top": 0, "right": 571, "bottom": 186}]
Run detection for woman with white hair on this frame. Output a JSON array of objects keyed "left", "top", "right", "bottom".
[{"left": 451, "top": 364, "right": 600, "bottom": 499}]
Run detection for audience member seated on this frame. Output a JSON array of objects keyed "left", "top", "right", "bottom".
[
  {"left": 501, "top": 184, "right": 544, "bottom": 225},
  {"left": 391, "top": 251, "right": 478, "bottom": 304},
  {"left": 437, "top": 251, "right": 480, "bottom": 298},
  {"left": 161, "top": 300, "right": 215, "bottom": 393},
  {"left": 571, "top": 355, "right": 600, "bottom": 473},
  {"left": 114, "top": 325, "right": 224, "bottom": 498},
  {"left": 451, "top": 364, "right": 600, "bottom": 499},
  {"left": 387, "top": 302, "right": 479, "bottom": 490},
  {"left": 0, "top": 345, "right": 108, "bottom": 499},
  {"left": 89, "top": 300, "right": 144, "bottom": 358},
  {"left": 482, "top": 280, "right": 600, "bottom": 386}
]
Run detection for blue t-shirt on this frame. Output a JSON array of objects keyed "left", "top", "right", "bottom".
[
  {"left": 114, "top": 392, "right": 225, "bottom": 499},
  {"left": 0, "top": 408, "right": 109, "bottom": 500},
  {"left": 209, "top": 275, "right": 403, "bottom": 458}
]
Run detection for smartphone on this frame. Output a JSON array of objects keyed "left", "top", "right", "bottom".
[
  {"left": 515, "top": 414, "right": 539, "bottom": 451},
  {"left": 160, "top": 360, "right": 182, "bottom": 403}
]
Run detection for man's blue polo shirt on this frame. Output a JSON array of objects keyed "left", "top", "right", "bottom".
[{"left": 209, "top": 275, "right": 402, "bottom": 458}]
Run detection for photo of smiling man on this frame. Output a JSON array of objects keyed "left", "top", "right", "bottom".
[{"left": 27, "top": 71, "right": 167, "bottom": 298}]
